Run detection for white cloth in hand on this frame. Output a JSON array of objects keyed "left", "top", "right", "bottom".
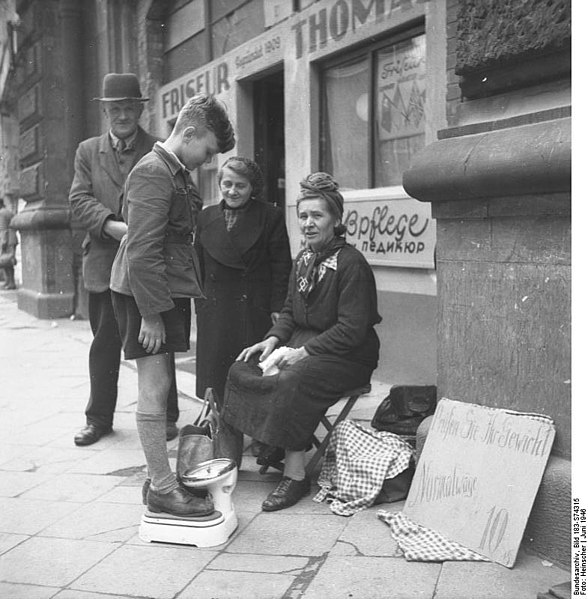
[{"left": 259, "top": 346, "right": 293, "bottom": 376}]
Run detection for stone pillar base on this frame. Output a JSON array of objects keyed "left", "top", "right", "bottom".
[
  {"left": 16, "top": 287, "right": 75, "bottom": 319},
  {"left": 11, "top": 207, "right": 75, "bottom": 319}
]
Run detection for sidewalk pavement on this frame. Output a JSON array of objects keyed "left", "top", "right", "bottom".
[{"left": 0, "top": 289, "right": 569, "bottom": 599}]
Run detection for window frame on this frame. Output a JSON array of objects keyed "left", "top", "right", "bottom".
[{"left": 319, "top": 22, "right": 425, "bottom": 190}]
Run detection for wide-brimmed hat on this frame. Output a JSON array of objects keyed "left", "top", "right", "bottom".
[{"left": 94, "top": 73, "right": 149, "bottom": 102}]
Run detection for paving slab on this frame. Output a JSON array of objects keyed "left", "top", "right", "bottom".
[
  {"left": 226, "top": 513, "right": 348, "bottom": 556},
  {"left": 0, "top": 470, "right": 53, "bottom": 497},
  {"left": 1, "top": 420, "right": 76, "bottom": 447},
  {"left": 0, "top": 537, "right": 116, "bottom": 586},
  {"left": 71, "top": 544, "right": 216, "bottom": 599},
  {"left": 0, "top": 497, "right": 79, "bottom": 535},
  {"left": 180, "top": 570, "right": 296, "bottom": 599},
  {"left": 434, "top": 551, "right": 570, "bottom": 599},
  {"left": 0, "top": 445, "right": 90, "bottom": 474},
  {"left": 0, "top": 582, "right": 59, "bottom": 599},
  {"left": 302, "top": 555, "right": 441, "bottom": 599},
  {"left": 329, "top": 504, "right": 402, "bottom": 557},
  {"left": 67, "top": 448, "right": 146, "bottom": 475},
  {"left": 0, "top": 443, "right": 38, "bottom": 466},
  {"left": 207, "top": 553, "right": 308, "bottom": 574},
  {"left": 41, "top": 501, "right": 143, "bottom": 542},
  {"left": 231, "top": 478, "right": 278, "bottom": 512},
  {"left": 19, "top": 473, "right": 125, "bottom": 503},
  {"left": 0, "top": 533, "right": 28, "bottom": 555},
  {"left": 55, "top": 591, "right": 131, "bottom": 599},
  {"left": 95, "top": 484, "right": 143, "bottom": 505}
]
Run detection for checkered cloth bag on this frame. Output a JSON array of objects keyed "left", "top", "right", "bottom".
[
  {"left": 313, "top": 420, "right": 414, "bottom": 516},
  {"left": 377, "top": 510, "right": 489, "bottom": 562}
]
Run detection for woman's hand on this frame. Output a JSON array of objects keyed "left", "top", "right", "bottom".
[
  {"left": 139, "top": 314, "right": 166, "bottom": 354},
  {"left": 270, "top": 312, "right": 281, "bottom": 325},
  {"left": 236, "top": 336, "right": 279, "bottom": 363},
  {"left": 274, "top": 346, "right": 309, "bottom": 369}
]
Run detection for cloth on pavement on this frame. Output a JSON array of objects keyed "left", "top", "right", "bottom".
[
  {"left": 377, "top": 510, "right": 490, "bottom": 562},
  {"left": 313, "top": 420, "right": 414, "bottom": 516}
]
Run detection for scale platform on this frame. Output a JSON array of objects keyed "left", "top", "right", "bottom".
[{"left": 139, "top": 508, "right": 238, "bottom": 547}]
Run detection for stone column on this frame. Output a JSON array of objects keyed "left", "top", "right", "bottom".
[
  {"left": 403, "top": 0, "right": 571, "bottom": 567},
  {"left": 11, "top": 0, "right": 83, "bottom": 318}
]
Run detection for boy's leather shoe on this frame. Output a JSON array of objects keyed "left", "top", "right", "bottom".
[
  {"left": 74, "top": 424, "right": 112, "bottom": 446},
  {"left": 262, "top": 476, "right": 311, "bottom": 512},
  {"left": 147, "top": 485, "right": 215, "bottom": 517}
]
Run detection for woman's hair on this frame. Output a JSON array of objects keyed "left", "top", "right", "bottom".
[
  {"left": 297, "top": 171, "right": 347, "bottom": 236},
  {"left": 174, "top": 94, "right": 235, "bottom": 154},
  {"left": 217, "top": 156, "right": 265, "bottom": 201}
]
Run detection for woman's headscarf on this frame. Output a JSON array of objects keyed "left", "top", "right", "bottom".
[{"left": 297, "top": 172, "right": 345, "bottom": 226}]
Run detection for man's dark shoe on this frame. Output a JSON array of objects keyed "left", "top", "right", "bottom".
[
  {"left": 74, "top": 424, "right": 112, "bottom": 446},
  {"left": 147, "top": 485, "right": 215, "bottom": 517},
  {"left": 262, "top": 476, "right": 311, "bottom": 512},
  {"left": 166, "top": 422, "right": 179, "bottom": 441}
]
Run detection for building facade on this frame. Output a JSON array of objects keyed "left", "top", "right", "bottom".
[
  {"left": 1, "top": 0, "right": 571, "bottom": 565},
  {"left": 6, "top": 0, "right": 445, "bottom": 388}
]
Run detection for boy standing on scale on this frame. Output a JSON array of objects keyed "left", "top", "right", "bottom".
[{"left": 110, "top": 95, "right": 235, "bottom": 516}]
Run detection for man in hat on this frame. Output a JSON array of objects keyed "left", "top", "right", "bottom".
[{"left": 69, "top": 72, "right": 180, "bottom": 446}]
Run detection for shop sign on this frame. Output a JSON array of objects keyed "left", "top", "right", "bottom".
[
  {"left": 159, "top": 28, "right": 285, "bottom": 123},
  {"left": 234, "top": 35, "right": 283, "bottom": 70},
  {"left": 160, "top": 63, "right": 230, "bottom": 121},
  {"left": 405, "top": 398, "right": 555, "bottom": 567},
  {"left": 342, "top": 189, "right": 434, "bottom": 268},
  {"left": 287, "top": 188, "right": 434, "bottom": 268},
  {"left": 291, "top": 0, "right": 427, "bottom": 59}
]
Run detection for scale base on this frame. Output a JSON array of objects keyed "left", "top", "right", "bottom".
[{"left": 139, "top": 509, "right": 238, "bottom": 548}]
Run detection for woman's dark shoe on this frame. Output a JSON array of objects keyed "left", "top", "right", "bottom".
[
  {"left": 257, "top": 446, "right": 286, "bottom": 474},
  {"left": 147, "top": 485, "right": 215, "bottom": 517},
  {"left": 261, "top": 476, "right": 311, "bottom": 512},
  {"left": 74, "top": 424, "right": 112, "bottom": 446}
]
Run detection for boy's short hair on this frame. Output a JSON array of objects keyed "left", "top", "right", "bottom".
[{"left": 174, "top": 94, "right": 235, "bottom": 154}]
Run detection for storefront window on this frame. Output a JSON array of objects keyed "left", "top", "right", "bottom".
[
  {"left": 321, "top": 32, "right": 426, "bottom": 190},
  {"left": 322, "top": 56, "right": 370, "bottom": 189}
]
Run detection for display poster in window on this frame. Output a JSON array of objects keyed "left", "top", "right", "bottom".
[
  {"left": 375, "top": 35, "right": 426, "bottom": 187},
  {"left": 377, "top": 36, "right": 426, "bottom": 143},
  {"left": 404, "top": 398, "right": 555, "bottom": 567}
]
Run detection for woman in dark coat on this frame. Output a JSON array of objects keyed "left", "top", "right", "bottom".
[
  {"left": 219, "top": 172, "right": 382, "bottom": 512},
  {"left": 195, "top": 157, "right": 291, "bottom": 402}
]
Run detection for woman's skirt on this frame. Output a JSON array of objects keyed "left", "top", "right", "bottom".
[{"left": 221, "top": 335, "right": 373, "bottom": 451}]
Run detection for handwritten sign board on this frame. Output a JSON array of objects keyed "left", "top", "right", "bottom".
[
  {"left": 287, "top": 187, "right": 435, "bottom": 269},
  {"left": 404, "top": 398, "right": 555, "bottom": 567}
]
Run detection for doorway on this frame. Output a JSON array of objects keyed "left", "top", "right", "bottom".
[{"left": 253, "top": 71, "right": 285, "bottom": 210}]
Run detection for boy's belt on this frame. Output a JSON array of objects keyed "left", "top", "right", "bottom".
[{"left": 164, "top": 232, "right": 195, "bottom": 245}]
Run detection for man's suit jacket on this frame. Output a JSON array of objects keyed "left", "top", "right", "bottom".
[{"left": 69, "top": 127, "right": 157, "bottom": 292}]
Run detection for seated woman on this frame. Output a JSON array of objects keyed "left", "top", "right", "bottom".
[{"left": 218, "top": 171, "right": 382, "bottom": 512}]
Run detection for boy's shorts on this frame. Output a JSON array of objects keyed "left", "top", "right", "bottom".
[{"left": 111, "top": 291, "right": 191, "bottom": 360}]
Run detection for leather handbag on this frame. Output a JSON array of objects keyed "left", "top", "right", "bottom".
[
  {"left": 371, "top": 385, "right": 437, "bottom": 436},
  {"left": 176, "top": 387, "right": 219, "bottom": 480}
]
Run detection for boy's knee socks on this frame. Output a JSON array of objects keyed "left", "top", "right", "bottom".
[{"left": 136, "top": 411, "right": 176, "bottom": 493}]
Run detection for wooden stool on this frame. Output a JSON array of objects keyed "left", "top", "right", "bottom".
[{"left": 305, "top": 383, "right": 371, "bottom": 475}]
